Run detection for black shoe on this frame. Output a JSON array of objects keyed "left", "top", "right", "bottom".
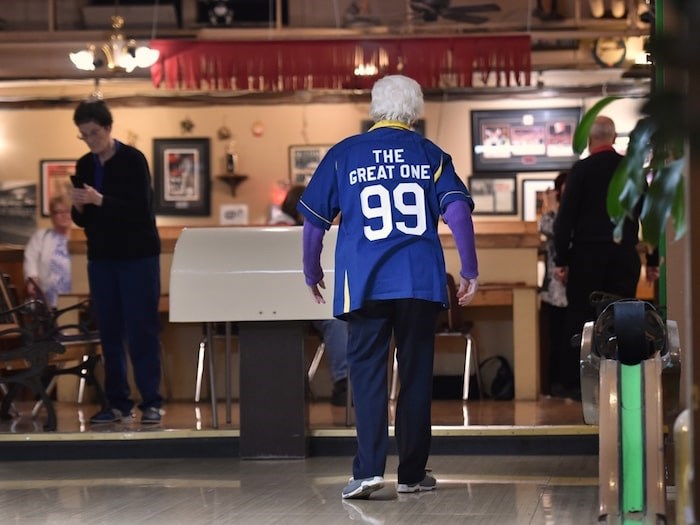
[
  {"left": 550, "top": 383, "right": 581, "bottom": 401},
  {"left": 550, "top": 383, "right": 567, "bottom": 398},
  {"left": 331, "top": 378, "right": 348, "bottom": 407},
  {"left": 567, "top": 387, "right": 582, "bottom": 402},
  {"left": 141, "top": 406, "right": 162, "bottom": 424}
]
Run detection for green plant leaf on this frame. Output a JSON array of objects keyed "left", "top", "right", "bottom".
[
  {"left": 641, "top": 159, "right": 685, "bottom": 247},
  {"left": 607, "top": 118, "right": 655, "bottom": 225},
  {"left": 671, "top": 174, "right": 687, "bottom": 241},
  {"left": 607, "top": 155, "right": 633, "bottom": 223},
  {"left": 612, "top": 217, "right": 625, "bottom": 244},
  {"left": 572, "top": 96, "right": 620, "bottom": 154}
]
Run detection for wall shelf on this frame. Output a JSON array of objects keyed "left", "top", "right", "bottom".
[{"left": 217, "top": 174, "right": 248, "bottom": 196}]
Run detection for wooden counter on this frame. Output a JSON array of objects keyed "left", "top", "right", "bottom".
[
  {"left": 440, "top": 222, "right": 541, "bottom": 400},
  {"left": 2, "top": 221, "right": 659, "bottom": 405},
  {"left": 0, "top": 223, "right": 543, "bottom": 403}
]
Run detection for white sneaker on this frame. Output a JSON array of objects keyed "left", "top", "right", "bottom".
[
  {"left": 342, "top": 476, "right": 384, "bottom": 499},
  {"left": 397, "top": 473, "right": 437, "bottom": 493}
]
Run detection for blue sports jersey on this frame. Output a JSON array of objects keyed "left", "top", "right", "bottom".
[{"left": 298, "top": 122, "right": 474, "bottom": 317}]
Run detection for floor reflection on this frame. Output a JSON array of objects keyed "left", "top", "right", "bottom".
[{"left": 0, "top": 396, "right": 586, "bottom": 435}]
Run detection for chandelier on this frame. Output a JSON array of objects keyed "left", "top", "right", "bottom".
[{"left": 69, "top": 15, "right": 159, "bottom": 73}]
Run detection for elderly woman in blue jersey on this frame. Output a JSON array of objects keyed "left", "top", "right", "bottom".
[{"left": 298, "top": 74, "right": 479, "bottom": 500}]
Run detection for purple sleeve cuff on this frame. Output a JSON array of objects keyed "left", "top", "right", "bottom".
[
  {"left": 442, "top": 200, "right": 479, "bottom": 279},
  {"left": 302, "top": 221, "right": 325, "bottom": 286}
]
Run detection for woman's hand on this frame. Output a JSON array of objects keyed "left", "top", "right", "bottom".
[
  {"left": 554, "top": 266, "right": 568, "bottom": 284},
  {"left": 457, "top": 277, "right": 478, "bottom": 306},
  {"left": 308, "top": 279, "right": 326, "bottom": 304},
  {"left": 25, "top": 278, "right": 38, "bottom": 299},
  {"left": 646, "top": 266, "right": 660, "bottom": 284},
  {"left": 72, "top": 183, "right": 103, "bottom": 207}
]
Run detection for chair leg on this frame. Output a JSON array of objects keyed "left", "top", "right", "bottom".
[
  {"left": 462, "top": 334, "right": 482, "bottom": 401},
  {"left": 389, "top": 347, "right": 399, "bottom": 401},
  {"left": 206, "top": 322, "right": 218, "bottom": 429},
  {"left": 77, "top": 355, "right": 89, "bottom": 403},
  {"left": 307, "top": 343, "right": 325, "bottom": 382},
  {"left": 32, "top": 377, "right": 57, "bottom": 431},
  {"left": 31, "top": 376, "right": 59, "bottom": 417},
  {"left": 0, "top": 383, "right": 19, "bottom": 419},
  {"left": 194, "top": 338, "right": 206, "bottom": 403}
]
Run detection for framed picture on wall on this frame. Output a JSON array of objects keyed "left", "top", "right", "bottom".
[
  {"left": 467, "top": 174, "right": 517, "bottom": 215},
  {"left": 471, "top": 107, "right": 581, "bottom": 172},
  {"left": 152, "top": 138, "right": 211, "bottom": 216},
  {"left": 39, "top": 159, "right": 76, "bottom": 217},
  {"left": 521, "top": 177, "right": 557, "bottom": 222},
  {"left": 288, "top": 144, "right": 331, "bottom": 186}
]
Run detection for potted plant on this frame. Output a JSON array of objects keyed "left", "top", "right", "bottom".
[{"left": 571, "top": 0, "right": 698, "bottom": 250}]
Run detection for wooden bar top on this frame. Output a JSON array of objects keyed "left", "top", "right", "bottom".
[
  {"left": 441, "top": 221, "right": 540, "bottom": 249},
  {"left": 469, "top": 283, "right": 535, "bottom": 307},
  {"left": 63, "top": 221, "right": 542, "bottom": 255}
]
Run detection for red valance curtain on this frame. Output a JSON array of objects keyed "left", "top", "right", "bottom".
[{"left": 149, "top": 36, "right": 531, "bottom": 91}]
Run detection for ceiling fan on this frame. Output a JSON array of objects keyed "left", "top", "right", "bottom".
[{"left": 410, "top": 0, "right": 501, "bottom": 25}]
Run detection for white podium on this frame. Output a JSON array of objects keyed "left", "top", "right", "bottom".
[{"left": 170, "top": 226, "right": 336, "bottom": 457}]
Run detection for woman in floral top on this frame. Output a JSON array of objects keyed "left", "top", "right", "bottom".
[{"left": 539, "top": 172, "right": 568, "bottom": 397}]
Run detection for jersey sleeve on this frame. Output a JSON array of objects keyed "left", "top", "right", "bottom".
[
  {"left": 427, "top": 146, "right": 474, "bottom": 213},
  {"left": 297, "top": 148, "right": 341, "bottom": 231}
]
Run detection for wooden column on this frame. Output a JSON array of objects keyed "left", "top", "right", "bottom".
[{"left": 513, "top": 287, "right": 539, "bottom": 401}]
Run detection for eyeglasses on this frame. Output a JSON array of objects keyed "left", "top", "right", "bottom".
[
  {"left": 77, "top": 128, "right": 103, "bottom": 141},
  {"left": 51, "top": 210, "right": 71, "bottom": 216}
]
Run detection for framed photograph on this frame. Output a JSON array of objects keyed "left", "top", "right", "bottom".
[
  {"left": 288, "top": 144, "right": 331, "bottom": 186},
  {"left": 40, "top": 160, "right": 76, "bottom": 217},
  {"left": 521, "top": 178, "right": 557, "bottom": 222},
  {"left": 467, "top": 174, "right": 517, "bottom": 215},
  {"left": 471, "top": 107, "right": 581, "bottom": 172},
  {"left": 152, "top": 138, "right": 210, "bottom": 216},
  {"left": 361, "top": 119, "right": 426, "bottom": 136}
]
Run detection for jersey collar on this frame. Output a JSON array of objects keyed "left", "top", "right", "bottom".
[{"left": 368, "top": 120, "right": 413, "bottom": 132}]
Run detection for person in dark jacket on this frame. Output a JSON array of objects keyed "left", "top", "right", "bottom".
[
  {"left": 71, "top": 98, "right": 163, "bottom": 425},
  {"left": 553, "top": 115, "right": 659, "bottom": 399}
]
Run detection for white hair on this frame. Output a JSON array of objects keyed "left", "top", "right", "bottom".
[{"left": 369, "top": 75, "right": 424, "bottom": 124}]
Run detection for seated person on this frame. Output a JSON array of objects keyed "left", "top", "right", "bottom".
[
  {"left": 275, "top": 185, "right": 349, "bottom": 406},
  {"left": 23, "top": 194, "right": 73, "bottom": 308}
]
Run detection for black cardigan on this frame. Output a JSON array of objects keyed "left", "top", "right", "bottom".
[
  {"left": 71, "top": 142, "right": 161, "bottom": 261},
  {"left": 553, "top": 149, "right": 658, "bottom": 267}
]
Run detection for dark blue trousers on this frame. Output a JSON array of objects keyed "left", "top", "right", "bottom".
[
  {"left": 346, "top": 299, "right": 440, "bottom": 485},
  {"left": 88, "top": 256, "right": 162, "bottom": 413}
]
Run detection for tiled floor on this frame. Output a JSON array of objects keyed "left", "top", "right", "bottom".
[
  {"left": 0, "top": 454, "right": 603, "bottom": 524},
  {"left": 0, "top": 398, "right": 678, "bottom": 523}
]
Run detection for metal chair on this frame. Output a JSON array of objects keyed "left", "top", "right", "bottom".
[
  {"left": 390, "top": 273, "right": 482, "bottom": 401},
  {"left": 307, "top": 332, "right": 353, "bottom": 426},
  {"left": 19, "top": 278, "right": 105, "bottom": 411},
  {"left": 0, "top": 275, "right": 66, "bottom": 430},
  {"left": 1, "top": 274, "right": 106, "bottom": 412},
  {"left": 194, "top": 322, "right": 235, "bottom": 403}
]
